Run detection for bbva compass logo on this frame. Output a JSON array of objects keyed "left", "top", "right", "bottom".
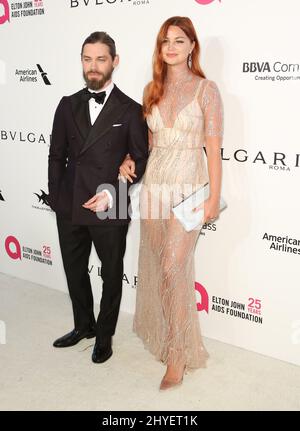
[
  {"left": 195, "top": 0, "right": 221, "bottom": 5},
  {"left": 0, "top": 0, "right": 10, "bottom": 25}
]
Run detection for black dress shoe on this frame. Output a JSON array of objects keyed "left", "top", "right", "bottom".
[
  {"left": 92, "top": 338, "right": 113, "bottom": 363},
  {"left": 53, "top": 328, "right": 96, "bottom": 348}
]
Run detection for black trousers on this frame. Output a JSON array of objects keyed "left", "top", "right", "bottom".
[{"left": 56, "top": 216, "right": 128, "bottom": 343}]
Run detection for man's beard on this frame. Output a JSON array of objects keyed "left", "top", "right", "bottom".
[{"left": 83, "top": 67, "right": 113, "bottom": 91}]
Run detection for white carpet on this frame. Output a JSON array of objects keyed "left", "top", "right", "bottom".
[{"left": 0, "top": 272, "right": 299, "bottom": 411}]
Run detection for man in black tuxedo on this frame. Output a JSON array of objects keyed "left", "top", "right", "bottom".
[{"left": 48, "top": 32, "right": 148, "bottom": 363}]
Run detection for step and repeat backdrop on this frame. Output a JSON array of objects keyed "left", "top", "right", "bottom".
[{"left": 1, "top": 0, "right": 300, "bottom": 366}]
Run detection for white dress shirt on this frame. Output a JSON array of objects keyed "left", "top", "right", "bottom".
[
  {"left": 87, "top": 81, "right": 114, "bottom": 208},
  {"left": 88, "top": 80, "right": 114, "bottom": 126}
]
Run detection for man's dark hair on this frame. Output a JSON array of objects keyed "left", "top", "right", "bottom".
[{"left": 81, "top": 31, "right": 116, "bottom": 59}]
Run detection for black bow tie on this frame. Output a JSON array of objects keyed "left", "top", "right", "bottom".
[{"left": 84, "top": 90, "right": 106, "bottom": 105}]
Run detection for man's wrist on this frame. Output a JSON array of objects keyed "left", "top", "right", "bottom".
[{"left": 102, "top": 189, "right": 113, "bottom": 208}]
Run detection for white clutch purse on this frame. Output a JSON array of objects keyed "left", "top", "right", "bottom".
[{"left": 172, "top": 183, "right": 227, "bottom": 232}]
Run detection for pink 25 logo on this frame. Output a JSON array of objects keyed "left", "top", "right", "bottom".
[
  {"left": 0, "top": 0, "right": 10, "bottom": 25},
  {"left": 195, "top": 0, "right": 221, "bottom": 4}
]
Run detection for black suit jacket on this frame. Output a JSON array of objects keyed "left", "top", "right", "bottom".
[{"left": 48, "top": 85, "right": 149, "bottom": 225}]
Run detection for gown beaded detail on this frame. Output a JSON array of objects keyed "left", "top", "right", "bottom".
[{"left": 133, "top": 76, "right": 224, "bottom": 371}]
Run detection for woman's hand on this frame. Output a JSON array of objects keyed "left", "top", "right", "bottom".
[
  {"left": 193, "top": 197, "right": 220, "bottom": 224},
  {"left": 119, "top": 154, "right": 136, "bottom": 183}
]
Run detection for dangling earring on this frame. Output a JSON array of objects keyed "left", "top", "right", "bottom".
[{"left": 188, "top": 52, "right": 192, "bottom": 69}]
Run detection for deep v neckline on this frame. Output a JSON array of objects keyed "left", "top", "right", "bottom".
[{"left": 155, "top": 78, "right": 205, "bottom": 130}]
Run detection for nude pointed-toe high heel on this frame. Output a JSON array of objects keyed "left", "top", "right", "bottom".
[
  {"left": 159, "top": 366, "right": 186, "bottom": 391},
  {"left": 159, "top": 375, "right": 183, "bottom": 391}
]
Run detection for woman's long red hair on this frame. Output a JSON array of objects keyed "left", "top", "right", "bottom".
[{"left": 143, "top": 16, "right": 206, "bottom": 117}]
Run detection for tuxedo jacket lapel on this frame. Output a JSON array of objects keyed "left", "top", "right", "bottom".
[
  {"left": 70, "top": 89, "right": 91, "bottom": 142},
  {"left": 79, "top": 86, "right": 130, "bottom": 156}
]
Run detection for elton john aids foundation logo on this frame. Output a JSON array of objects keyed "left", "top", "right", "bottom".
[
  {"left": 195, "top": 282, "right": 209, "bottom": 313},
  {"left": 5, "top": 236, "right": 21, "bottom": 260},
  {"left": 0, "top": 0, "right": 10, "bottom": 24},
  {"left": 195, "top": 0, "right": 221, "bottom": 4}
]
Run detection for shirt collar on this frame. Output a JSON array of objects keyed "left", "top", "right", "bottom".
[{"left": 88, "top": 80, "right": 114, "bottom": 99}]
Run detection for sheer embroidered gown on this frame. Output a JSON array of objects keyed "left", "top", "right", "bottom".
[{"left": 133, "top": 76, "right": 224, "bottom": 371}]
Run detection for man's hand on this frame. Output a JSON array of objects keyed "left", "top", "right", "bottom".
[
  {"left": 82, "top": 191, "right": 109, "bottom": 212},
  {"left": 119, "top": 154, "right": 136, "bottom": 183}
]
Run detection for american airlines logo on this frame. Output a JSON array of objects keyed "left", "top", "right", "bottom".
[
  {"left": 37, "top": 64, "right": 51, "bottom": 85},
  {"left": 15, "top": 64, "right": 51, "bottom": 85}
]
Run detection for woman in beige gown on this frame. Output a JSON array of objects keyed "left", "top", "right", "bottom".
[{"left": 120, "top": 16, "right": 223, "bottom": 390}]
